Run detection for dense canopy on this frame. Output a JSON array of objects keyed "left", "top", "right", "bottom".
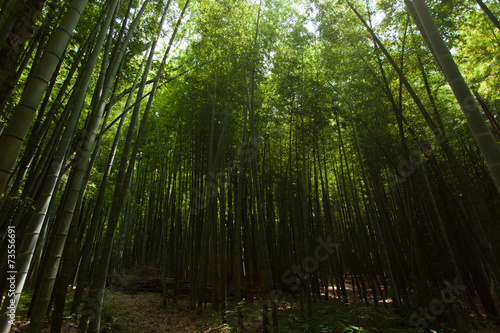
[{"left": 0, "top": 0, "right": 500, "bottom": 332}]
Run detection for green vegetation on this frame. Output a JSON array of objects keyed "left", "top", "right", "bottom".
[{"left": 1, "top": 0, "right": 500, "bottom": 332}]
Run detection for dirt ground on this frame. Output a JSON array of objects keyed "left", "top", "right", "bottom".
[
  {"left": 100, "top": 291, "right": 231, "bottom": 333},
  {"left": 9, "top": 283, "right": 500, "bottom": 332}
]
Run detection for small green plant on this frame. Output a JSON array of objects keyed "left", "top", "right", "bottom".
[{"left": 100, "top": 293, "right": 127, "bottom": 333}]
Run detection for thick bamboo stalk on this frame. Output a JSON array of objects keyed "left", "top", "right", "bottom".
[{"left": 0, "top": 0, "right": 90, "bottom": 196}]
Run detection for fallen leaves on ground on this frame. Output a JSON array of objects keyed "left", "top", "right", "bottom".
[{"left": 102, "top": 291, "right": 231, "bottom": 333}]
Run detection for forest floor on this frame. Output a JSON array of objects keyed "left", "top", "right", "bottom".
[
  {"left": 96, "top": 290, "right": 500, "bottom": 333},
  {"left": 96, "top": 291, "right": 428, "bottom": 332},
  {"left": 10, "top": 287, "right": 500, "bottom": 333}
]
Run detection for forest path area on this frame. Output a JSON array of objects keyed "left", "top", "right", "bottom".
[
  {"left": 97, "top": 290, "right": 500, "bottom": 333},
  {"left": 8, "top": 285, "right": 500, "bottom": 333},
  {"left": 3, "top": 0, "right": 500, "bottom": 331},
  {"left": 100, "top": 291, "right": 230, "bottom": 333}
]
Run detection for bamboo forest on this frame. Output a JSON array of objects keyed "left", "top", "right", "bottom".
[{"left": 1, "top": 0, "right": 500, "bottom": 332}]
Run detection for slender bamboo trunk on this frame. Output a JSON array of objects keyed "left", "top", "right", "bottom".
[
  {"left": 80, "top": 2, "right": 187, "bottom": 330},
  {"left": 70, "top": 41, "right": 147, "bottom": 316},
  {"left": 475, "top": 0, "right": 500, "bottom": 31}
]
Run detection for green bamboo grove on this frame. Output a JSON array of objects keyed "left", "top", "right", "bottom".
[{"left": 0, "top": 0, "right": 499, "bottom": 332}]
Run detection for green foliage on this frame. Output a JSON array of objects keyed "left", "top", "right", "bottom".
[
  {"left": 228, "top": 300, "right": 425, "bottom": 333},
  {"left": 90, "top": 289, "right": 129, "bottom": 332},
  {"left": 4, "top": 0, "right": 500, "bottom": 331},
  {"left": 455, "top": 1, "right": 500, "bottom": 103}
]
